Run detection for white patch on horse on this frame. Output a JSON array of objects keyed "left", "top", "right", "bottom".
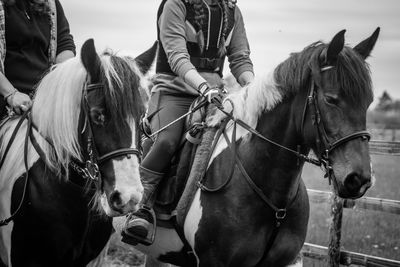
[
  {"left": 110, "top": 122, "right": 143, "bottom": 214},
  {"left": 0, "top": 120, "right": 42, "bottom": 266},
  {"left": 184, "top": 189, "right": 202, "bottom": 265},
  {"left": 207, "top": 71, "right": 282, "bottom": 164}
]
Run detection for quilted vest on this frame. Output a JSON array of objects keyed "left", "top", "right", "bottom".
[
  {"left": 0, "top": 0, "right": 57, "bottom": 74},
  {"left": 156, "top": 0, "right": 235, "bottom": 76}
]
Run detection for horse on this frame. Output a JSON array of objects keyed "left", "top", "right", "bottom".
[
  {"left": 0, "top": 39, "right": 157, "bottom": 267},
  {"left": 117, "top": 28, "right": 380, "bottom": 267}
]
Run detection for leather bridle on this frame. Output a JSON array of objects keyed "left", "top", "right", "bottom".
[
  {"left": 299, "top": 65, "right": 371, "bottom": 185},
  {"left": 0, "top": 80, "right": 143, "bottom": 226},
  {"left": 69, "top": 82, "right": 142, "bottom": 189}
]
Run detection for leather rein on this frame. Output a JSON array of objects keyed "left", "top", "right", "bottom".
[{"left": 197, "top": 64, "right": 371, "bottom": 260}]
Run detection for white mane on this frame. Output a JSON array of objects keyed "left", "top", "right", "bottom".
[
  {"left": 32, "top": 57, "right": 87, "bottom": 173},
  {"left": 208, "top": 71, "right": 283, "bottom": 128}
]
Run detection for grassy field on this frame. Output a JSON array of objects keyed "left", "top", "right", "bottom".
[{"left": 302, "top": 154, "right": 400, "bottom": 266}]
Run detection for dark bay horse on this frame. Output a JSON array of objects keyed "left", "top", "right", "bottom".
[
  {"left": 122, "top": 28, "right": 379, "bottom": 266},
  {"left": 0, "top": 39, "right": 156, "bottom": 266}
]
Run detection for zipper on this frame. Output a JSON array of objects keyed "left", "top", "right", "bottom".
[
  {"left": 216, "top": 2, "right": 224, "bottom": 48},
  {"left": 201, "top": 0, "right": 211, "bottom": 50}
]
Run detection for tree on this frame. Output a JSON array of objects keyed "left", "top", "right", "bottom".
[{"left": 376, "top": 91, "right": 393, "bottom": 111}]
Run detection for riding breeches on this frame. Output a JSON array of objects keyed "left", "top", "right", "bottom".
[{"left": 142, "top": 91, "right": 197, "bottom": 173}]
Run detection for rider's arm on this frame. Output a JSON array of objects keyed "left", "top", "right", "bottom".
[
  {"left": 226, "top": 6, "right": 254, "bottom": 86},
  {"left": 0, "top": 72, "right": 17, "bottom": 99},
  {"left": 55, "top": 0, "right": 76, "bottom": 64},
  {"left": 159, "top": 0, "right": 207, "bottom": 95},
  {"left": 0, "top": 72, "right": 32, "bottom": 114}
]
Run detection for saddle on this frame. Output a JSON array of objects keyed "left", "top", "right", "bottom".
[{"left": 142, "top": 98, "right": 217, "bottom": 227}]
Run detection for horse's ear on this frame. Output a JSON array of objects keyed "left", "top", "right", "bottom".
[
  {"left": 325, "top": 29, "right": 346, "bottom": 65},
  {"left": 81, "top": 39, "right": 101, "bottom": 83},
  {"left": 353, "top": 27, "right": 380, "bottom": 59},
  {"left": 135, "top": 41, "right": 158, "bottom": 75}
]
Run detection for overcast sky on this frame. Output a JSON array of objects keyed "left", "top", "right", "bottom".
[{"left": 62, "top": 0, "right": 400, "bottom": 103}]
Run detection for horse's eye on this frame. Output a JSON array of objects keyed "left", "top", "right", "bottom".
[
  {"left": 324, "top": 94, "right": 340, "bottom": 106},
  {"left": 90, "top": 108, "right": 106, "bottom": 126}
]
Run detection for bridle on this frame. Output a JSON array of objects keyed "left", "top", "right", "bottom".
[
  {"left": 0, "top": 80, "right": 143, "bottom": 226},
  {"left": 299, "top": 65, "right": 371, "bottom": 185},
  {"left": 197, "top": 58, "right": 372, "bottom": 256},
  {"left": 194, "top": 62, "right": 372, "bottom": 263},
  {"left": 69, "top": 82, "right": 142, "bottom": 189}
]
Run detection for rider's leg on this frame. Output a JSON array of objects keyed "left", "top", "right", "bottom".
[{"left": 123, "top": 92, "right": 196, "bottom": 244}]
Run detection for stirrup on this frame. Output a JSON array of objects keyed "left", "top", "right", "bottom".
[{"left": 122, "top": 205, "right": 156, "bottom": 246}]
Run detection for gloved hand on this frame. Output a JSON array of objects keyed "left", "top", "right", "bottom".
[
  {"left": 198, "top": 83, "right": 224, "bottom": 107},
  {"left": 5, "top": 90, "right": 32, "bottom": 115}
]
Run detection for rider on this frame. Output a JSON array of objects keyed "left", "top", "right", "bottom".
[
  {"left": 0, "top": 0, "right": 75, "bottom": 119},
  {"left": 123, "top": 0, "right": 254, "bottom": 245}
]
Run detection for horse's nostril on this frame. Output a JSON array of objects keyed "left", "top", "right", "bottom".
[
  {"left": 344, "top": 173, "right": 363, "bottom": 193},
  {"left": 109, "top": 190, "right": 122, "bottom": 208}
]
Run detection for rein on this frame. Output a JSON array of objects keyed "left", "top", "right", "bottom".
[{"left": 196, "top": 64, "right": 371, "bottom": 259}]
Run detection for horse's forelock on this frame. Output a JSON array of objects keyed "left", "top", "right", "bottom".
[
  {"left": 101, "top": 54, "right": 146, "bottom": 132},
  {"left": 335, "top": 47, "right": 373, "bottom": 109}
]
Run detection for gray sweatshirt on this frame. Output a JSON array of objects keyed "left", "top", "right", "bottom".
[{"left": 152, "top": 0, "right": 254, "bottom": 96}]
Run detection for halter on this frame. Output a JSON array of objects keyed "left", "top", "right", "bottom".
[{"left": 68, "top": 82, "right": 142, "bottom": 189}]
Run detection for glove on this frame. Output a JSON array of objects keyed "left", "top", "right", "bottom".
[{"left": 198, "top": 83, "right": 224, "bottom": 107}]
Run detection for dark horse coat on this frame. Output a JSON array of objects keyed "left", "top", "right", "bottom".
[
  {"left": 0, "top": 40, "right": 157, "bottom": 267},
  {"left": 118, "top": 28, "right": 379, "bottom": 267}
]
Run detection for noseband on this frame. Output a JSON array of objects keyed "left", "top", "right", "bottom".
[
  {"left": 70, "top": 82, "right": 142, "bottom": 188},
  {"left": 300, "top": 65, "right": 371, "bottom": 183}
]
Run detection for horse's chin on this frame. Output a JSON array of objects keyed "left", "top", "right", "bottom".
[
  {"left": 99, "top": 194, "right": 140, "bottom": 217},
  {"left": 336, "top": 180, "right": 372, "bottom": 200}
]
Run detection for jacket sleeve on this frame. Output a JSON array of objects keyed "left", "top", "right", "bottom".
[
  {"left": 159, "top": 0, "right": 196, "bottom": 78},
  {"left": 226, "top": 6, "right": 254, "bottom": 79},
  {"left": 55, "top": 0, "right": 76, "bottom": 55}
]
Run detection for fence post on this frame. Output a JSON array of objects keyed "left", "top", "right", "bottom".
[{"left": 328, "top": 193, "right": 344, "bottom": 266}]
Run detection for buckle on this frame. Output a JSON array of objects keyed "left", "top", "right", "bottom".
[
  {"left": 275, "top": 209, "right": 286, "bottom": 220},
  {"left": 85, "top": 160, "right": 99, "bottom": 181}
]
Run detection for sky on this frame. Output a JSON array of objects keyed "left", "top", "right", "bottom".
[{"left": 62, "top": 0, "right": 400, "bottom": 103}]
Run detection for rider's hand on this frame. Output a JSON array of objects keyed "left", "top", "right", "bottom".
[
  {"left": 5, "top": 90, "right": 32, "bottom": 115},
  {"left": 198, "top": 83, "right": 224, "bottom": 107}
]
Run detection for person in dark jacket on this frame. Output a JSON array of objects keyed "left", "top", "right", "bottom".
[
  {"left": 122, "top": 0, "right": 254, "bottom": 245},
  {"left": 0, "top": 0, "right": 75, "bottom": 118}
]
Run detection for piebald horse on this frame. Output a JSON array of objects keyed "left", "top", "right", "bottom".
[
  {"left": 0, "top": 39, "right": 156, "bottom": 266},
  {"left": 116, "top": 28, "right": 379, "bottom": 267}
]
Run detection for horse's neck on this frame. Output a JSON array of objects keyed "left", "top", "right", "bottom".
[{"left": 240, "top": 100, "right": 305, "bottom": 207}]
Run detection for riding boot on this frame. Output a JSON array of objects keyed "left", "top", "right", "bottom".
[{"left": 122, "top": 166, "right": 164, "bottom": 246}]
